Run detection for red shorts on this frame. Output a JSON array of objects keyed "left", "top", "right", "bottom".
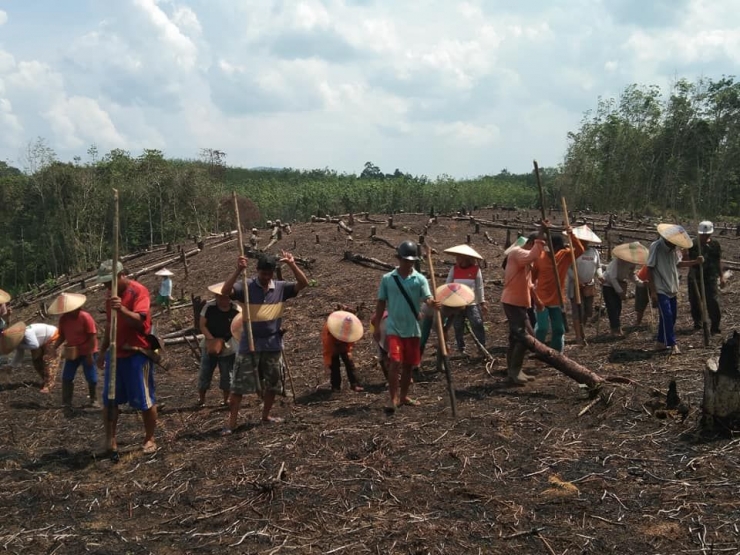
[{"left": 386, "top": 335, "right": 421, "bottom": 366}]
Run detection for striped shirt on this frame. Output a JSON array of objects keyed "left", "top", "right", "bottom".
[{"left": 233, "top": 278, "right": 298, "bottom": 353}]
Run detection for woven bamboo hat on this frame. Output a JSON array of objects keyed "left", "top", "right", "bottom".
[
  {"left": 504, "top": 236, "right": 528, "bottom": 256},
  {"left": 657, "top": 223, "right": 693, "bottom": 249},
  {"left": 443, "top": 244, "right": 483, "bottom": 260},
  {"left": 435, "top": 282, "right": 475, "bottom": 308},
  {"left": 326, "top": 310, "right": 364, "bottom": 343},
  {"left": 0, "top": 321, "right": 26, "bottom": 355},
  {"left": 0, "top": 289, "right": 10, "bottom": 304},
  {"left": 47, "top": 292, "right": 87, "bottom": 315},
  {"left": 612, "top": 242, "right": 649, "bottom": 265},
  {"left": 571, "top": 225, "right": 602, "bottom": 244},
  {"left": 208, "top": 282, "right": 226, "bottom": 296},
  {"left": 155, "top": 268, "right": 174, "bottom": 277}
]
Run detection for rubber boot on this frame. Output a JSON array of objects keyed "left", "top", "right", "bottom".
[
  {"left": 88, "top": 383, "right": 100, "bottom": 408},
  {"left": 62, "top": 380, "right": 74, "bottom": 406},
  {"left": 507, "top": 343, "right": 533, "bottom": 385}
]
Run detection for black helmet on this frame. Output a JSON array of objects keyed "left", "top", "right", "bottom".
[{"left": 396, "top": 240, "right": 419, "bottom": 261}]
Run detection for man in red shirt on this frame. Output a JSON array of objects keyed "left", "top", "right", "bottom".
[
  {"left": 49, "top": 292, "right": 99, "bottom": 410},
  {"left": 96, "top": 260, "right": 157, "bottom": 458}
]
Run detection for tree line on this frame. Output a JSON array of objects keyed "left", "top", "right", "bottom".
[
  {"left": 559, "top": 76, "right": 740, "bottom": 215},
  {"left": 0, "top": 145, "right": 544, "bottom": 292}
]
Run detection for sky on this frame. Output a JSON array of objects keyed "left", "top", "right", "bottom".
[{"left": 1, "top": 0, "right": 739, "bottom": 177}]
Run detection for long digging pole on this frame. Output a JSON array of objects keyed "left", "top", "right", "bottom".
[
  {"left": 425, "top": 247, "right": 457, "bottom": 417},
  {"left": 690, "top": 193, "right": 711, "bottom": 347},
  {"left": 233, "top": 192, "right": 261, "bottom": 395},
  {"left": 533, "top": 161, "right": 566, "bottom": 326},
  {"left": 108, "top": 190, "right": 119, "bottom": 428},
  {"left": 561, "top": 196, "right": 584, "bottom": 344}
]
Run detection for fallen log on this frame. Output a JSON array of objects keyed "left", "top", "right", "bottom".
[
  {"left": 516, "top": 332, "right": 605, "bottom": 389},
  {"left": 370, "top": 236, "right": 397, "bottom": 250},
  {"left": 161, "top": 327, "right": 198, "bottom": 339},
  {"left": 343, "top": 251, "right": 395, "bottom": 271},
  {"left": 164, "top": 334, "right": 204, "bottom": 346},
  {"left": 337, "top": 220, "right": 353, "bottom": 235}
]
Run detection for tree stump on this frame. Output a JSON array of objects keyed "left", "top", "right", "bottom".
[{"left": 702, "top": 331, "right": 740, "bottom": 429}]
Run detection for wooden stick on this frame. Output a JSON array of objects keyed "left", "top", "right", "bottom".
[
  {"left": 233, "top": 192, "right": 261, "bottom": 395},
  {"left": 561, "top": 197, "right": 585, "bottom": 344},
  {"left": 425, "top": 247, "right": 457, "bottom": 417},
  {"left": 690, "top": 193, "right": 710, "bottom": 347},
  {"left": 281, "top": 350, "right": 296, "bottom": 403},
  {"left": 108, "top": 189, "right": 119, "bottom": 421}
]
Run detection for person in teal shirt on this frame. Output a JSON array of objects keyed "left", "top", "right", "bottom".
[{"left": 372, "top": 241, "right": 440, "bottom": 412}]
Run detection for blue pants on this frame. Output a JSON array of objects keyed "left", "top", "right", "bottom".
[
  {"left": 62, "top": 354, "right": 98, "bottom": 384},
  {"left": 535, "top": 306, "right": 565, "bottom": 352},
  {"left": 656, "top": 294, "right": 677, "bottom": 347},
  {"left": 103, "top": 353, "right": 156, "bottom": 410},
  {"left": 451, "top": 304, "right": 486, "bottom": 351}
]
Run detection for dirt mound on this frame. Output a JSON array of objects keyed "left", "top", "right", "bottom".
[{"left": 1, "top": 211, "right": 739, "bottom": 554}]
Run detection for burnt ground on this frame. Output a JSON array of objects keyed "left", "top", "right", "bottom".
[{"left": 1, "top": 211, "right": 740, "bottom": 554}]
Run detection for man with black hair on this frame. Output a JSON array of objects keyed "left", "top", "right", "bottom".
[{"left": 220, "top": 251, "right": 308, "bottom": 432}]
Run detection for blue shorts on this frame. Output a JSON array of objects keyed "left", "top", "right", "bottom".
[{"left": 103, "top": 353, "right": 156, "bottom": 410}]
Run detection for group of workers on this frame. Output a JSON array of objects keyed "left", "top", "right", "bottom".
[{"left": 0, "top": 217, "right": 727, "bottom": 457}]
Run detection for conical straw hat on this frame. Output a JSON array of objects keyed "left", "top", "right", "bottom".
[
  {"left": 435, "top": 282, "right": 475, "bottom": 308},
  {"left": 443, "top": 244, "right": 483, "bottom": 260},
  {"left": 47, "top": 292, "right": 87, "bottom": 315},
  {"left": 0, "top": 321, "right": 26, "bottom": 355},
  {"left": 326, "top": 310, "right": 364, "bottom": 343},
  {"left": 155, "top": 268, "right": 174, "bottom": 277},
  {"left": 657, "top": 223, "right": 693, "bottom": 249},
  {"left": 208, "top": 282, "right": 226, "bottom": 296},
  {"left": 571, "top": 225, "right": 602, "bottom": 244},
  {"left": 0, "top": 289, "right": 10, "bottom": 304},
  {"left": 612, "top": 242, "right": 649, "bottom": 265},
  {"left": 504, "top": 236, "right": 527, "bottom": 256}
]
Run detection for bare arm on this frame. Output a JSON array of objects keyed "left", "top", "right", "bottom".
[
  {"left": 281, "top": 251, "right": 309, "bottom": 293},
  {"left": 222, "top": 256, "right": 247, "bottom": 297}
]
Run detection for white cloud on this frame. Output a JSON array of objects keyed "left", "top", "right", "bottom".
[
  {"left": 0, "top": 10, "right": 7, "bottom": 26},
  {"left": 43, "top": 96, "right": 125, "bottom": 150},
  {"left": 0, "top": 0, "right": 740, "bottom": 175},
  {"left": 132, "top": 0, "right": 199, "bottom": 70},
  {"left": 435, "top": 121, "right": 500, "bottom": 148}
]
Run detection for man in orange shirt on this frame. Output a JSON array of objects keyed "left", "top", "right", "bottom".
[
  {"left": 501, "top": 225, "right": 547, "bottom": 385},
  {"left": 533, "top": 229, "right": 583, "bottom": 353}
]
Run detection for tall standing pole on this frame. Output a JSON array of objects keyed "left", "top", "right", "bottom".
[
  {"left": 233, "top": 192, "right": 261, "bottom": 394},
  {"left": 425, "top": 247, "right": 457, "bottom": 417},
  {"left": 561, "top": 196, "right": 584, "bottom": 343},
  {"left": 108, "top": 189, "right": 119, "bottom": 421},
  {"left": 690, "top": 193, "right": 710, "bottom": 347},
  {"left": 533, "top": 161, "right": 566, "bottom": 312}
]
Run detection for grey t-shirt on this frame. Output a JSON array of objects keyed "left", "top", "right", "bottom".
[{"left": 647, "top": 239, "right": 681, "bottom": 297}]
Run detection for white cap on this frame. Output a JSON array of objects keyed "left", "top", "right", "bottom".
[{"left": 698, "top": 221, "right": 714, "bottom": 235}]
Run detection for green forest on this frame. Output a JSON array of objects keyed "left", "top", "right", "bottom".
[{"left": 1, "top": 75, "right": 739, "bottom": 292}]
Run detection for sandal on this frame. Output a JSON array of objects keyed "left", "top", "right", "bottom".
[
  {"left": 350, "top": 384, "right": 364, "bottom": 392},
  {"left": 220, "top": 427, "right": 234, "bottom": 436},
  {"left": 401, "top": 397, "right": 420, "bottom": 407},
  {"left": 142, "top": 443, "right": 157, "bottom": 454}
]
